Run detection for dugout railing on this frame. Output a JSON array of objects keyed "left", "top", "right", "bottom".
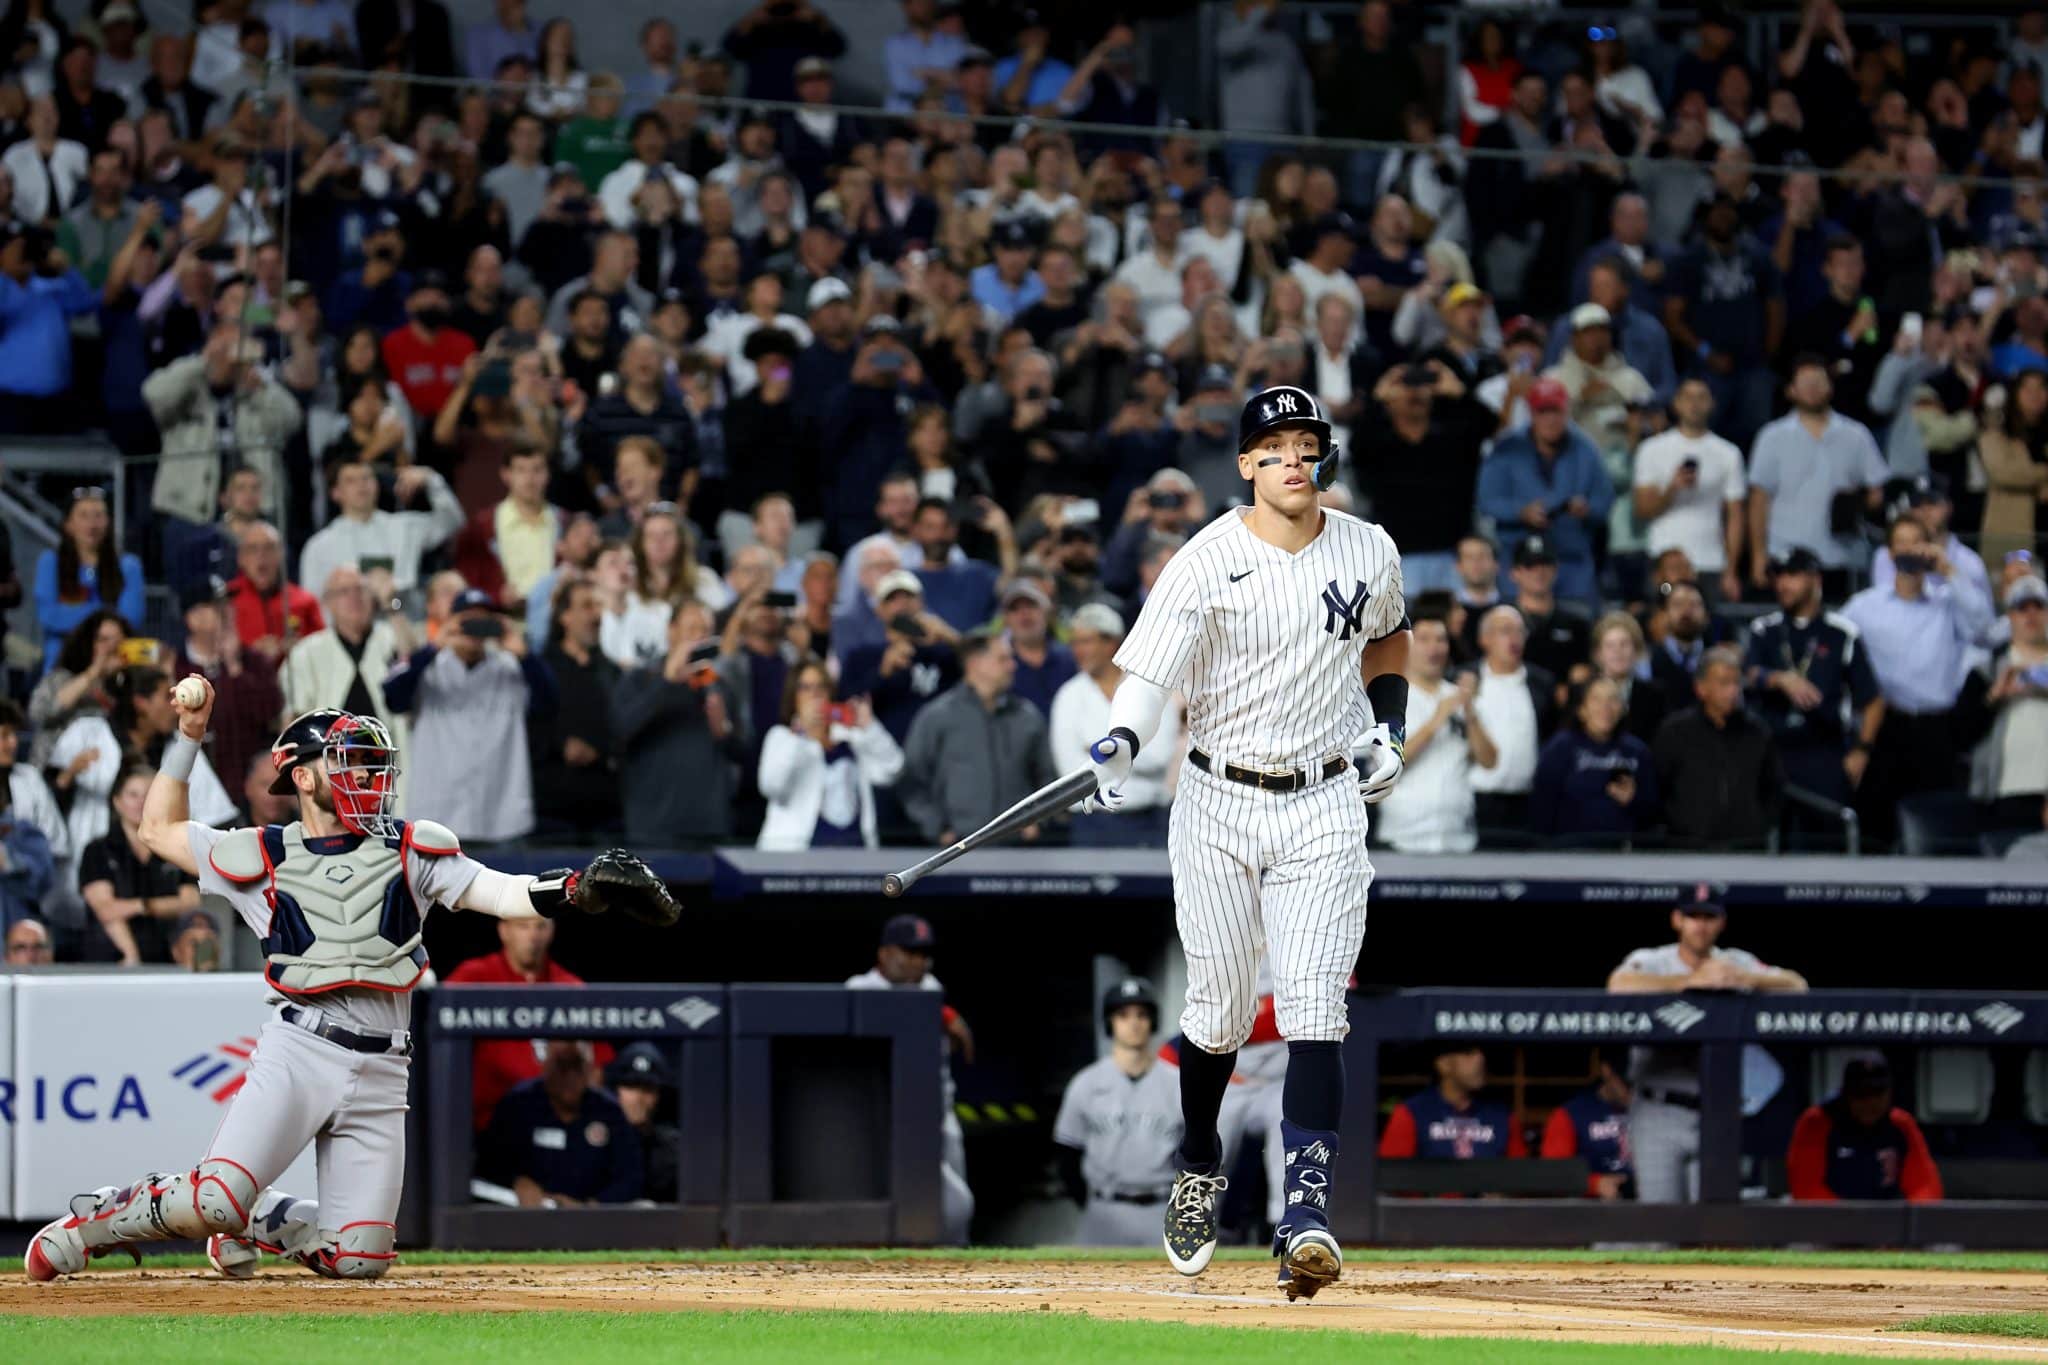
[{"left": 1342, "top": 988, "right": 2048, "bottom": 1249}]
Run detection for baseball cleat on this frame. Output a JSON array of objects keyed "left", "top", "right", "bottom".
[
  {"left": 206, "top": 1233, "right": 265, "bottom": 1279},
  {"left": 1278, "top": 1225, "right": 1343, "bottom": 1301},
  {"left": 1161, "top": 1169, "right": 1228, "bottom": 1275}
]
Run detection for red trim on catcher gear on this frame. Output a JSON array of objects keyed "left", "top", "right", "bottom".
[
  {"left": 264, "top": 960, "right": 428, "bottom": 996},
  {"left": 257, "top": 828, "right": 278, "bottom": 936},
  {"left": 194, "top": 1157, "right": 257, "bottom": 1226},
  {"left": 406, "top": 830, "right": 458, "bottom": 856},
  {"left": 25, "top": 1235, "right": 58, "bottom": 1282},
  {"left": 209, "top": 844, "right": 265, "bottom": 885}
]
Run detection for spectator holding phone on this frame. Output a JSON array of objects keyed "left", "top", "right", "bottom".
[
  {"left": 612, "top": 599, "right": 747, "bottom": 848},
  {"left": 383, "top": 587, "right": 556, "bottom": 843},
  {"left": 838, "top": 570, "right": 962, "bottom": 745},
  {"left": 1631, "top": 378, "right": 1746, "bottom": 604},
  {"left": 532, "top": 574, "right": 620, "bottom": 841},
  {"left": 757, "top": 657, "right": 904, "bottom": 850},
  {"left": 32, "top": 486, "right": 145, "bottom": 675},
  {"left": 1529, "top": 677, "right": 1659, "bottom": 845}
]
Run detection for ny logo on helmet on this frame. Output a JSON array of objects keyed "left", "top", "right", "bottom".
[
  {"left": 1321, "top": 579, "right": 1371, "bottom": 640},
  {"left": 1267, "top": 391, "right": 1299, "bottom": 420}
]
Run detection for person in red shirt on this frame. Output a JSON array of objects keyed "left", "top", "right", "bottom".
[
  {"left": 381, "top": 271, "right": 477, "bottom": 422},
  {"left": 1787, "top": 1053, "right": 1943, "bottom": 1203},
  {"left": 224, "top": 521, "right": 323, "bottom": 662},
  {"left": 444, "top": 915, "right": 611, "bottom": 1129}
]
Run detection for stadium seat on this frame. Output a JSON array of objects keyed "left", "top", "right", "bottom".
[{"left": 1915, "top": 1049, "right": 1994, "bottom": 1125}]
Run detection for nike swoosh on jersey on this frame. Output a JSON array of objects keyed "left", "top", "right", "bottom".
[{"left": 1228, "top": 570, "right": 1255, "bottom": 582}]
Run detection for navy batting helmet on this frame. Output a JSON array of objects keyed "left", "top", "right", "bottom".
[
  {"left": 1102, "top": 976, "right": 1159, "bottom": 1037},
  {"left": 1237, "top": 384, "right": 1340, "bottom": 491}
]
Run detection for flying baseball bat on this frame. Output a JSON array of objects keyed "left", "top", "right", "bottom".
[{"left": 882, "top": 765, "right": 1100, "bottom": 897}]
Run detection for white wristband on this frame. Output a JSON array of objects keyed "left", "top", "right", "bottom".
[{"left": 160, "top": 731, "right": 202, "bottom": 783}]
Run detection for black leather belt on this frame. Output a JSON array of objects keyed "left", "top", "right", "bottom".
[
  {"left": 1188, "top": 747, "right": 1348, "bottom": 793},
  {"left": 282, "top": 1005, "right": 413, "bottom": 1057},
  {"left": 1638, "top": 1087, "right": 1700, "bottom": 1111},
  {"left": 1093, "top": 1190, "right": 1167, "bottom": 1206}
]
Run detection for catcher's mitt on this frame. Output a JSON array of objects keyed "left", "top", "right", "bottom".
[{"left": 559, "top": 849, "right": 679, "bottom": 927}]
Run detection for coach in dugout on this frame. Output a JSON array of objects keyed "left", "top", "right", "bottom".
[{"left": 1786, "top": 1053, "right": 1943, "bottom": 1204}]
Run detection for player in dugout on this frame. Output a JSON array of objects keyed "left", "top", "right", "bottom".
[
  {"left": 1786, "top": 1053, "right": 1943, "bottom": 1203},
  {"left": 1379, "top": 1043, "right": 1527, "bottom": 1163},
  {"left": 1539, "top": 1059, "right": 1634, "bottom": 1199}
]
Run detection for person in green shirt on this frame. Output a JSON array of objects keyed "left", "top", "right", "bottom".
[
  {"left": 556, "top": 73, "right": 630, "bottom": 189},
  {"left": 56, "top": 148, "right": 140, "bottom": 291}
]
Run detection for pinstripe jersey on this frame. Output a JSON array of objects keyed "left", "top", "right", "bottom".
[{"left": 1114, "top": 507, "right": 1404, "bottom": 768}]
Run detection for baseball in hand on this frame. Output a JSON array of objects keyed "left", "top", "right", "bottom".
[{"left": 174, "top": 676, "right": 209, "bottom": 709}]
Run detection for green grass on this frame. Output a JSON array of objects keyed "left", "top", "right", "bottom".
[
  {"left": 112, "top": 1244, "right": 2048, "bottom": 1273},
  {"left": 1890, "top": 1311, "right": 2048, "bottom": 1339},
  {"left": 0, "top": 1310, "right": 1969, "bottom": 1365}
]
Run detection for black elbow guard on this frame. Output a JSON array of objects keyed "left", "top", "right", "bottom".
[{"left": 1365, "top": 672, "right": 1410, "bottom": 743}]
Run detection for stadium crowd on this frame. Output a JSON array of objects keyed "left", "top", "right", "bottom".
[{"left": 3, "top": 0, "right": 2048, "bottom": 963}]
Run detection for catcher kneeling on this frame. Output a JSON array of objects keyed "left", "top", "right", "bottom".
[{"left": 24, "top": 684, "right": 676, "bottom": 1282}]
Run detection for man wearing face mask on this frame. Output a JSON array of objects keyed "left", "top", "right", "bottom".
[{"left": 381, "top": 272, "right": 477, "bottom": 426}]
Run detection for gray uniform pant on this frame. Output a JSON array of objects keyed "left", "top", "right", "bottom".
[
  {"left": 1077, "top": 1196, "right": 1168, "bottom": 1246},
  {"left": 208, "top": 1017, "right": 410, "bottom": 1236},
  {"left": 1627, "top": 1095, "right": 1700, "bottom": 1204}
]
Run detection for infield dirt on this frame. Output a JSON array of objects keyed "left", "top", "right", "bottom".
[{"left": 5, "top": 1257, "right": 2047, "bottom": 1358}]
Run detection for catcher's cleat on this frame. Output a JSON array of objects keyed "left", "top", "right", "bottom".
[
  {"left": 24, "top": 1190, "right": 141, "bottom": 1281},
  {"left": 1278, "top": 1225, "right": 1343, "bottom": 1301},
  {"left": 1161, "top": 1169, "right": 1228, "bottom": 1276},
  {"left": 206, "top": 1233, "right": 265, "bottom": 1279}
]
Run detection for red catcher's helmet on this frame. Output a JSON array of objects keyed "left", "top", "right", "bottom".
[{"left": 269, "top": 709, "right": 402, "bottom": 836}]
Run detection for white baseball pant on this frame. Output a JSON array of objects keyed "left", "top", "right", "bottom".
[
  {"left": 1627, "top": 1097, "right": 1700, "bottom": 1203},
  {"left": 1168, "top": 762, "right": 1370, "bottom": 1052}
]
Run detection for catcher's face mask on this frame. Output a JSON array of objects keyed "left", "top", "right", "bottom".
[{"left": 323, "top": 713, "right": 402, "bottom": 837}]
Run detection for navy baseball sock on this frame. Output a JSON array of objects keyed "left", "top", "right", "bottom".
[
  {"left": 1277, "top": 1041, "right": 1345, "bottom": 1246},
  {"left": 1175, "top": 1043, "right": 1238, "bottom": 1173}
]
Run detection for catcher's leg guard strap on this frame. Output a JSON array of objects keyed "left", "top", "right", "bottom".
[
  {"left": 92, "top": 1158, "right": 261, "bottom": 1246},
  {"left": 247, "top": 1190, "right": 324, "bottom": 1257},
  {"left": 302, "top": 1221, "right": 397, "bottom": 1279}
]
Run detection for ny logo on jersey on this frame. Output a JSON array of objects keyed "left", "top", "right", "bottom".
[{"left": 1320, "top": 579, "right": 1371, "bottom": 640}]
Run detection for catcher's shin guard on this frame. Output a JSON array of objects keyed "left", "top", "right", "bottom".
[
  {"left": 76, "top": 1158, "right": 263, "bottom": 1255},
  {"left": 299, "top": 1221, "right": 397, "bottom": 1279}
]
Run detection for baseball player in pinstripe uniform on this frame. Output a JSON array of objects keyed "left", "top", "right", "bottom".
[{"left": 1081, "top": 385, "right": 1412, "bottom": 1300}]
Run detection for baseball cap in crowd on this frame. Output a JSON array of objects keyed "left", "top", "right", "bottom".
[
  {"left": 1195, "top": 362, "right": 1236, "bottom": 393},
  {"left": 2007, "top": 574, "right": 2048, "bottom": 608},
  {"left": 656, "top": 287, "right": 689, "bottom": 311},
  {"left": 1310, "top": 212, "right": 1356, "bottom": 245},
  {"left": 1525, "top": 377, "right": 1570, "bottom": 412},
  {"left": 283, "top": 279, "right": 313, "bottom": 303},
  {"left": 1907, "top": 472, "right": 1952, "bottom": 506},
  {"left": 1072, "top": 602, "right": 1126, "bottom": 638},
  {"left": 171, "top": 908, "right": 217, "bottom": 941},
  {"left": 1002, "top": 580, "right": 1051, "bottom": 612},
  {"left": 408, "top": 269, "right": 451, "bottom": 297},
  {"left": 794, "top": 56, "right": 833, "bottom": 80},
  {"left": 1502, "top": 314, "right": 1544, "bottom": 345},
  {"left": 881, "top": 913, "right": 937, "bottom": 951},
  {"left": 606, "top": 1041, "right": 673, "bottom": 1090},
  {"left": 1768, "top": 546, "right": 1824, "bottom": 576},
  {"left": 1135, "top": 350, "right": 1174, "bottom": 378},
  {"left": 1839, "top": 1052, "right": 1892, "bottom": 1096},
  {"left": 957, "top": 45, "right": 994, "bottom": 70},
  {"left": 861, "top": 313, "right": 903, "bottom": 338},
  {"left": 806, "top": 277, "right": 852, "bottom": 311},
  {"left": 991, "top": 218, "right": 1035, "bottom": 251},
  {"left": 1444, "top": 282, "right": 1486, "bottom": 310},
  {"left": 1513, "top": 535, "right": 1557, "bottom": 568},
  {"left": 875, "top": 569, "right": 922, "bottom": 601},
  {"left": 179, "top": 575, "right": 228, "bottom": 614},
  {"left": 449, "top": 587, "right": 512, "bottom": 615},
  {"left": 1569, "top": 302, "right": 1613, "bottom": 332},
  {"left": 548, "top": 161, "right": 584, "bottom": 187},
  {"left": 367, "top": 208, "right": 403, "bottom": 235},
  {"left": 100, "top": 1, "right": 139, "bottom": 23}
]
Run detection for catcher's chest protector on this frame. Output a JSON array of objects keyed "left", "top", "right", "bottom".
[{"left": 260, "top": 822, "right": 429, "bottom": 995}]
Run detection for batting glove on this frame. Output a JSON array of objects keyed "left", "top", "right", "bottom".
[
  {"left": 1354, "top": 723, "right": 1405, "bottom": 805},
  {"left": 1083, "top": 730, "right": 1137, "bottom": 814}
]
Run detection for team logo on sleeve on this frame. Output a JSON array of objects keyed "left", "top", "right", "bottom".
[{"left": 1320, "top": 579, "right": 1372, "bottom": 640}]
